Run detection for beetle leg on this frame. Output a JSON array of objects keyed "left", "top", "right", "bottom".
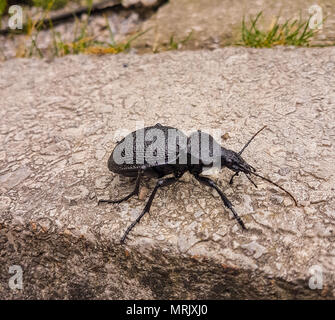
[
  {"left": 98, "top": 169, "right": 143, "bottom": 205},
  {"left": 121, "top": 176, "right": 179, "bottom": 244},
  {"left": 229, "top": 172, "right": 239, "bottom": 185},
  {"left": 230, "top": 171, "right": 258, "bottom": 188},
  {"left": 193, "top": 174, "right": 246, "bottom": 230}
]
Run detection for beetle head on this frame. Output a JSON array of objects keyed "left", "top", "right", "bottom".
[{"left": 220, "top": 148, "right": 255, "bottom": 173}]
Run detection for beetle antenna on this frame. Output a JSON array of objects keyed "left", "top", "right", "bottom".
[
  {"left": 250, "top": 171, "right": 298, "bottom": 206},
  {"left": 238, "top": 125, "right": 267, "bottom": 155},
  {"left": 245, "top": 174, "right": 258, "bottom": 188}
]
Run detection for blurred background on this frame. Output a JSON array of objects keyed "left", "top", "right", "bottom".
[{"left": 0, "top": 0, "right": 334, "bottom": 60}]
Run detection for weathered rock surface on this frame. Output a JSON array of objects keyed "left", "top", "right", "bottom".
[{"left": 0, "top": 47, "right": 335, "bottom": 299}]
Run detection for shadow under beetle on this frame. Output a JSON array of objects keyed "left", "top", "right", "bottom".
[{"left": 99, "top": 123, "right": 297, "bottom": 244}]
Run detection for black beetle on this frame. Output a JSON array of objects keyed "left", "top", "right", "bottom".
[{"left": 99, "top": 123, "right": 297, "bottom": 244}]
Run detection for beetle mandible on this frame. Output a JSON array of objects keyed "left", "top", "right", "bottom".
[{"left": 98, "top": 123, "right": 297, "bottom": 244}]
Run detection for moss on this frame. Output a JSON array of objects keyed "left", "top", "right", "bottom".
[{"left": 0, "top": 0, "right": 6, "bottom": 17}]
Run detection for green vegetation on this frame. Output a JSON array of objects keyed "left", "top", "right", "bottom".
[
  {"left": 152, "top": 31, "right": 193, "bottom": 53},
  {"left": 0, "top": 0, "right": 6, "bottom": 20},
  {"left": 167, "top": 31, "right": 193, "bottom": 50},
  {"left": 240, "top": 12, "right": 321, "bottom": 47},
  {"left": 50, "top": 23, "right": 151, "bottom": 57},
  {"left": 32, "top": 0, "right": 68, "bottom": 10},
  {"left": 20, "top": 7, "right": 151, "bottom": 58}
]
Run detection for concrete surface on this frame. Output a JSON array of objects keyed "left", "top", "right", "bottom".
[{"left": 0, "top": 47, "right": 335, "bottom": 299}]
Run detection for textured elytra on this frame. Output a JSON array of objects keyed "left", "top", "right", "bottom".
[
  {"left": 108, "top": 124, "right": 231, "bottom": 176},
  {"left": 109, "top": 124, "right": 189, "bottom": 175}
]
